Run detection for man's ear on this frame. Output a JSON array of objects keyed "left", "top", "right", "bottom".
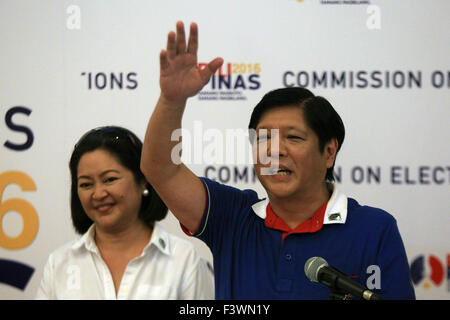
[{"left": 325, "top": 138, "right": 338, "bottom": 168}]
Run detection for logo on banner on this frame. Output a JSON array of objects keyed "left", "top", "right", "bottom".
[
  {"left": 198, "top": 62, "right": 261, "bottom": 101},
  {"left": 292, "top": 0, "right": 372, "bottom": 5},
  {"left": 410, "top": 254, "right": 449, "bottom": 291},
  {"left": 1, "top": 106, "right": 37, "bottom": 290},
  {"left": 318, "top": 0, "right": 371, "bottom": 5}
]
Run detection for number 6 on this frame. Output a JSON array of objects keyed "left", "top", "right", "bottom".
[{"left": 0, "top": 171, "right": 38, "bottom": 249}]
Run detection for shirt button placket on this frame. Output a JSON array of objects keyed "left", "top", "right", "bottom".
[{"left": 276, "top": 240, "right": 295, "bottom": 295}]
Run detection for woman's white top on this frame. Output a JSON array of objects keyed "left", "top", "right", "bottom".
[{"left": 35, "top": 223, "right": 214, "bottom": 300}]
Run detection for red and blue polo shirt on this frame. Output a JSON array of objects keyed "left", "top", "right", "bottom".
[
  {"left": 265, "top": 200, "right": 328, "bottom": 241},
  {"left": 182, "top": 177, "right": 415, "bottom": 300}
]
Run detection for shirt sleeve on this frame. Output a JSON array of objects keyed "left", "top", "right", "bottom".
[
  {"left": 178, "top": 250, "right": 215, "bottom": 299},
  {"left": 368, "top": 217, "right": 416, "bottom": 300},
  {"left": 187, "top": 177, "right": 261, "bottom": 254},
  {"left": 34, "top": 256, "right": 54, "bottom": 300}
]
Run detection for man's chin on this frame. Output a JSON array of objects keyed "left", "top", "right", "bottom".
[{"left": 262, "top": 182, "right": 297, "bottom": 199}]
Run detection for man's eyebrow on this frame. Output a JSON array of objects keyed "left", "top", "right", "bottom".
[
  {"left": 256, "top": 126, "right": 308, "bottom": 135},
  {"left": 285, "top": 126, "right": 308, "bottom": 135}
]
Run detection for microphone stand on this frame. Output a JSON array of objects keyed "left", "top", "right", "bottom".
[
  {"left": 320, "top": 266, "right": 354, "bottom": 300},
  {"left": 321, "top": 266, "right": 382, "bottom": 300},
  {"left": 329, "top": 288, "right": 353, "bottom": 300}
]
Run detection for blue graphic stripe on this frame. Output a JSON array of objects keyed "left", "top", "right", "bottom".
[
  {"left": 0, "top": 259, "right": 35, "bottom": 290},
  {"left": 410, "top": 255, "right": 424, "bottom": 285}
]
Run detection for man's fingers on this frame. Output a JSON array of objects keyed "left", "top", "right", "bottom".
[
  {"left": 163, "top": 21, "right": 221, "bottom": 84},
  {"left": 200, "top": 57, "right": 224, "bottom": 83},
  {"left": 175, "top": 21, "right": 186, "bottom": 54},
  {"left": 160, "top": 50, "right": 169, "bottom": 71},
  {"left": 166, "top": 31, "right": 176, "bottom": 59},
  {"left": 187, "top": 22, "right": 198, "bottom": 54},
  {"left": 209, "top": 58, "right": 224, "bottom": 73}
]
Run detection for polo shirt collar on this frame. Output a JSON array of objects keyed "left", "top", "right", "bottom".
[
  {"left": 72, "top": 224, "right": 98, "bottom": 253},
  {"left": 147, "top": 223, "right": 171, "bottom": 256},
  {"left": 324, "top": 185, "right": 348, "bottom": 224},
  {"left": 71, "top": 223, "right": 172, "bottom": 256},
  {"left": 250, "top": 184, "right": 348, "bottom": 225}
]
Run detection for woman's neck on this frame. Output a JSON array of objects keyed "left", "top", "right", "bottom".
[{"left": 94, "top": 220, "right": 152, "bottom": 254}]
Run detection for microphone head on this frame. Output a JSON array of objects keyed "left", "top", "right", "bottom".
[{"left": 304, "top": 256, "right": 328, "bottom": 282}]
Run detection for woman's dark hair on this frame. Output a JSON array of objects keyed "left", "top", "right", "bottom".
[
  {"left": 69, "top": 126, "right": 167, "bottom": 234},
  {"left": 248, "top": 87, "right": 345, "bottom": 182}
]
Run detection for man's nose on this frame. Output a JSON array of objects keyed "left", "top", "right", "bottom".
[{"left": 267, "top": 131, "right": 286, "bottom": 158}]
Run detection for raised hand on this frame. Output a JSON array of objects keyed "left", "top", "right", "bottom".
[{"left": 159, "top": 21, "right": 223, "bottom": 105}]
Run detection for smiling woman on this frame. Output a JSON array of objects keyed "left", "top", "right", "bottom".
[
  {"left": 76, "top": 149, "right": 145, "bottom": 234},
  {"left": 34, "top": 126, "right": 214, "bottom": 300},
  {"left": 69, "top": 126, "right": 166, "bottom": 235}
]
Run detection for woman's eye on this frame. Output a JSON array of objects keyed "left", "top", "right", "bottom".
[
  {"left": 79, "top": 182, "right": 92, "bottom": 188},
  {"left": 288, "top": 135, "right": 303, "bottom": 140},
  {"left": 104, "top": 177, "right": 118, "bottom": 184}
]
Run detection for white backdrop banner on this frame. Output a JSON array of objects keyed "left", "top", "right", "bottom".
[{"left": 0, "top": 0, "right": 448, "bottom": 299}]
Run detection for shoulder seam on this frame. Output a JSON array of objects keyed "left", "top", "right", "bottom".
[{"left": 196, "top": 180, "right": 211, "bottom": 237}]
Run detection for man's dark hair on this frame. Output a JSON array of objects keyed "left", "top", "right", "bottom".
[
  {"left": 248, "top": 87, "right": 345, "bottom": 182},
  {"left": 69, "top": 126, "right": 167, "bottom": 234}
]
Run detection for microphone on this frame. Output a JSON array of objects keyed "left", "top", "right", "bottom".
[{"left": 304, "top": 256, "right": 382, "bottom": 300}]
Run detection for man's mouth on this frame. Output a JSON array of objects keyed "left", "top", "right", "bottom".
[
  {"left": 264, "top": 165, "right": 292, "bottom": 176},
  {"left": 274, "top": 168, "right": 292, "bottom": 176}
]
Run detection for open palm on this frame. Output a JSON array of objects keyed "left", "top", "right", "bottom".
[{"left": 160, "top": 22, "right": 223, "bottom": 104}]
